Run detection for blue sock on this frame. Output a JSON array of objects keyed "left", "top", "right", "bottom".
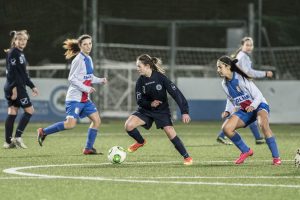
[
  {"left": 229, "top": 133, "right": 250, "bottom": 153},
  {"left": 171, "top": 136, "right": 189, "bottom": 158},
  {"left": 249, "top": 121, "right": 262, "bottom": 140},
  {"left": 218, "top": 131, "right": 225, "bottom": 138},
  {"left": 43, "top": 121, "right": 65, "bottom": 135},
  {"left": 85, "top": 128, "right": 98, "bottom": 149},
  {"left": 266, "top": 136, "right": 280, "bottom": 158},
  {"left": 127, "top": 128, "right": 144, "bottom": 144}
]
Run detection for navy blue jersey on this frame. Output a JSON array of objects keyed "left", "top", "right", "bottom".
[
  {"left": 4, "top": 48, "right": 35, "bottom": 92},
  {"left": 135, "top": 71, "right": 189, "bottom": 114}
]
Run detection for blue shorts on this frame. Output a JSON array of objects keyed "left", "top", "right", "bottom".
[
  {"left": 233, "top": 103, "right": 270, "bottom": 127},
  {"left": 65, "top": 101, "right": 98, "bottom": 119},
  {"left": 133, "top": 110, "right": 173, "bottom": 130}
]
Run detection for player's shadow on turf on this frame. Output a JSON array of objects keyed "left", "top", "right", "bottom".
[{"left": 185, "top": 144, "right": 220, "bottom": 147}]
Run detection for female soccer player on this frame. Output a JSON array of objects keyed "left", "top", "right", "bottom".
[
  {"left": 217, "top": 55, "right": 281, "bottom": 165},
  {"left": 4, "top": 30, "right": 39, "bottom": 149},
  {"left": 124, "top": 54, "right": 193, "bottom": 165},
  {"left": 37, "top": 34, "right": 107, "bottom": 154},
  {"left": 217, "top": 37, "right": 272, "bottom": 145}
]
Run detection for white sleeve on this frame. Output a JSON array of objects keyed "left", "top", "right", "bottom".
[
  {"left": 237, "top": 54, "right": 266, "bottom": 78},
  {"left": 68, "top": 58, "right": 91, "bottom": 93},
  {"left": 91, "top": 75, "right": 105, "bottom": 84},
  {"left": 245, "top": 80, "right": 264, "bottom": 109},
  {"left": 225, "top": 98, "right": 235, "bottom": 114}
]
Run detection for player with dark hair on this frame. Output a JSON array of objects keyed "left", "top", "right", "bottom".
[
  {"left": 217, "top": 37, "right": 273, "bottom": 145},
  {"left": 3, "top": 30, "right": 39, "bottom": 149},
  {"left": 37, "top": 34, "right": 107, "bottom": 154},
  {"left": 124, "top": 54, "right": 193, "bottom": 165},
  {"left": 216, "top": 55, "right": 281, "bottom": 165}
]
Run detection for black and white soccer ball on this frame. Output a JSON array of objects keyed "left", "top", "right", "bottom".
[{"left": 108, "top": 146, "right": 127, "bottom": 164}]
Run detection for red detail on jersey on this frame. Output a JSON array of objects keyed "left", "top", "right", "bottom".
[
  {"left": 81, "top": 80, "right": 92, "bottom": 102},
  {"left": 240, "top": 100, "right": 252, "bottom": 111}
]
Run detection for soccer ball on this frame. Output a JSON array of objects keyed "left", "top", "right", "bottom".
[
  {"left": 295, "top": 148, "right": 300, "bottom": 168},
  {"left": 108, "top": 146, "right": 127, "bottom": 164}
]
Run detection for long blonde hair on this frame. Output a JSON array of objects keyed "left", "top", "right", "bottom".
[
  {"left": 4, "top": 30, "right": 29, "bottom": 53},
  {"left": 231, "top": 37, "right": 253, "bottom": 58},
  {"left": 63, "top": 34, "right": 92, "bottom": 59},
  {"left": 136, "top": 54, "right": 165, "bottom": 74}
]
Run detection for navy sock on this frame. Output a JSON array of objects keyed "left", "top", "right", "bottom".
[
  {"left": 127, "top": 128, "right": 144, "bottom": 144},
  {"left": 249, "top": 121, "right": 262, "bottom": 140},
  {"left": 229, "top": 133, "right": 250, "bottom": 153},
  {"left": 266, "top": 136, "right": 280, "bottom": 158},
  {"left": 5, "top": 115, "right": 17, "bottom": 143},
  {"left": 85, "top": 128, "right": 98, "bottom": 149},
  {"left": 170, "top": 136, "right": 189, "bottom": 158},
  {"left": 43, "top": 121, "right": 65, "bottom": 135},
  {"left": 218, "top": 131, "right": 225, "bottom": 138},
  {"left": 15, "top": 112, "right": 32, "bottom": 137}
]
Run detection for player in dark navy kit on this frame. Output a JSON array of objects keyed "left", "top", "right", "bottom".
[
  {"left": 3, "top": 30, "right": 39, "bottom": 149},
  {"left": 124, "top": 54, "right": 193, "bottom": 165}
]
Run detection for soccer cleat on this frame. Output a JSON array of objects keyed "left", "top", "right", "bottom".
[
  {"left": 12, "top": 137, "right": 28, "bottom": 149},
  {"left": 235, "top": 149, "right": 254, "bottom": 164},
  {"left": 273, "top": 157, "right": 281, "bottom": 166},
  {"left": 255, "top": 137, "right": 265, "bottom": 145},
  {"left": 183, "top": 157, "right": 193, "bottom": 165},
  {"left": 295, "top": 149, "right": 300, "bottom": 167},
  {"left": 37, "top": 128, "right": 47, "bottom": 147},
  {"left": 83, "top": 148, "right": 97, "bottom": 155},
  {"left": 127, "top": 140, "right": 146, "bottom": 153},
  {"left": 3, "top": 142, "right": 16, "bottom": 149},
  {"left": 216, "top": 136, "right": 233, "bottom": 145}
]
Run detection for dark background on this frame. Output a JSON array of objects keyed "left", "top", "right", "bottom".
[{"left": 1, "top": 0, "right": 300, "bottom": 65}]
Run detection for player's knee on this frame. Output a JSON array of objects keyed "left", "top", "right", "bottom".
[
  {"left": 64, "top": 120, "right": 77, "bottom": 129},
  {"left": 223, "top": 124, "right": 233, "bottom": 135},
  {"left": 92, "top": 118, "right": 101, "bottom": 129},
  {"left": 124, "top": 122, "right": 135, "bottom": 132}
]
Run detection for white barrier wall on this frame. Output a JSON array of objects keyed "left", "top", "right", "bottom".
[
  {"left": 0, "top": 78, "right": 68, "bottom": 122},
  {"left": 177, "top": 78, "right": 300, "bottom": 123}
]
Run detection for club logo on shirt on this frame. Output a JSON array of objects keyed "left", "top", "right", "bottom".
[
  {"left": 156, "top": 84, "right": 162, "bottom": 91},
  {"left": 10, "top": 58, "right": 16, "bottom": 66},
  {"left": 142, "top": 86, "right": 146, "bottom": 94},
  {"left": 20, "top": 98, "right": 28, "bottom": 105}
]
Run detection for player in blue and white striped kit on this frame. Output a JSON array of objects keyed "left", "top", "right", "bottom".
[
  {"left": 217, "top": 55, "right": 281, "bottom": 165},
  {"left": 217, "top": 37, "right": 273, "bottom": 145},
  {"left": 37, "top": 34, "right": 107, "bottom": 154}
]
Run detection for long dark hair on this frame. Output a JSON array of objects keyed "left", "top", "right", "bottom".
[
  {"left": 218, "top": 56, "right": 250, "bottom": 79},
  {"left": 136, "top": 54, "right": 165, "bottom": 74}
]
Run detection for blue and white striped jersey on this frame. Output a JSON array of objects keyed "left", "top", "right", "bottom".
[{"left": 221, "top": 72, "right": 268, "bottom": 113}]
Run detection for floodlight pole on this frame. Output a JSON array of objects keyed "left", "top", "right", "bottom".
[
  {"left": 91, "top": 0, "right": 98, "bottom": 64},
  {"left": 258, "top": 0, "right": 262, "bottom": 68}
]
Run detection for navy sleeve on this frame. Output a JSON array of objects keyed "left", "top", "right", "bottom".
[
  {"left": 161, "top": 75, "right": 189, "bottom": 114},
  {"left": 25, "top": 72, "right": 35, "bottom": 89},
  {"left": 135, "top": 78, "right": 152, "bottom": 109},
  {"left": 6, "top": 51, "right": 21, "bottom": 90}
]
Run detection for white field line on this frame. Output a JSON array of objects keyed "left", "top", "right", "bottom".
[{"left": 2, "top": 161, "right": 300, "bottom": 188}]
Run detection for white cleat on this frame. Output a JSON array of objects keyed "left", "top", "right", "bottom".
[
  {"left": 11, "top": 137, "right": 28, "bottom": 149},
  {"left": 3, "top": 142, "right": 16, "bottom": 149}
]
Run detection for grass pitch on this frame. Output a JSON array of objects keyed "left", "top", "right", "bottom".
[{"left": 0, "top": 121, "right": 300, "bottom": 200}]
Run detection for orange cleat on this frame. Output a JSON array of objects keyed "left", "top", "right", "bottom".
[
  {"left": 235, "top": 149, "right": 254, "bottom": 164},
  {"left": 128, "top": 140, "right": 146, "bottom": 153},
  {"left": 184, "top": 157, "right": 193, "bottom": 165}
]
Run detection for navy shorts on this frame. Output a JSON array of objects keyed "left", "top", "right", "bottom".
[
  {"left": 4, "top": 87, "right": 32, "bottom": 108},
  {"left": 133, "top": 110, "right": 173, "bottom": 129},
  {"left": 233, "top": 103, "right": 270, "bottom": 127}
]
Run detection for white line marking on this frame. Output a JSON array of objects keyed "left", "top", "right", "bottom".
[{"left": 2, "top": 161, "right": 300, "bottom": 188}]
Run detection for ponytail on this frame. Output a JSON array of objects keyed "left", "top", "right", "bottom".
[
  {"left": 231, "top": 36, "right": 254, "bottom": 58},
  {"left": 217, "top": 55, "right": 250, "bottom": 79}
]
